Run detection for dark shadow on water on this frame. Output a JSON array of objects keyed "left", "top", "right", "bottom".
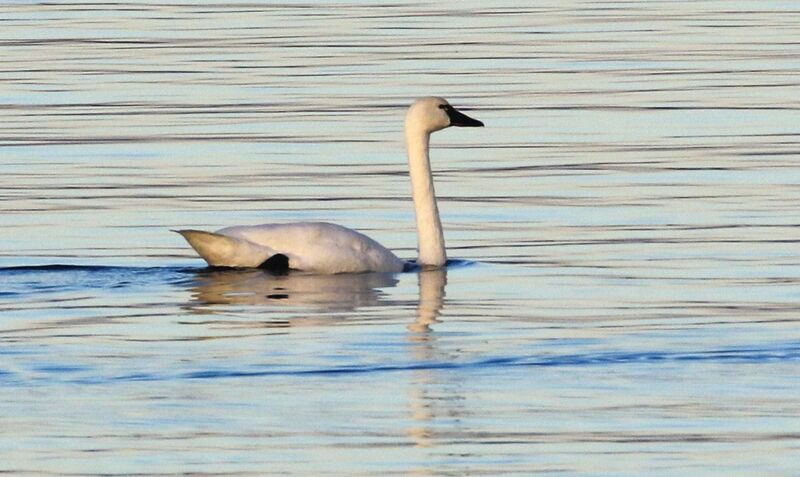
[
  {"left": 0, "top": 263, "right": 199, "bottom": 297},
  {"left": 402, "top": 259, "right": 475, "bottom": 272}
]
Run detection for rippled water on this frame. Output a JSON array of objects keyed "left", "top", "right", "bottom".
[{"left": 2, "top": 1, "right": 800, "bottom": 475}]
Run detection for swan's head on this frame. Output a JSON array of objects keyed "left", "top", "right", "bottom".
[{"left": 405, "top": 97, "right": 483, "bottom": 134}]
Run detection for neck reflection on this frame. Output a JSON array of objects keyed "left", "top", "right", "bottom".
[
  {"left": 407, "top": 268, "right": 447, "bottom": 335},
  {"left": 405, "top": 268, "right": 465, "bottom": 451}
]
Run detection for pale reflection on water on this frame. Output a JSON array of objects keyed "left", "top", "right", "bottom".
[
  {"left": 406, "top": 269, "right": 447, "bottom": 450},
  {"left": 2, "top": 0, "right": 800, "bottom": 475},
  {"left": 188, "top": 268, "right": 399, "bottom": 310}
]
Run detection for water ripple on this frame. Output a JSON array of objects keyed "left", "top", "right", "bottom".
[{"left": 16, "top": 342, "right": 791, "bottom": 387}]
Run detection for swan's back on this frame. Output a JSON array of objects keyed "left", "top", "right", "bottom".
[{"left": 219, "top": 222, "right": 404, "bottom": 274}]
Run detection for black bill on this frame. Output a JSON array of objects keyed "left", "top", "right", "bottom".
[{"left": 445, "top": 105, "right": 484, "bottom": 127}]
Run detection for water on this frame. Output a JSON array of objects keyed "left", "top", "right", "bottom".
[{"left": 2, "top": 1, "right": 800, "bottom": 475}]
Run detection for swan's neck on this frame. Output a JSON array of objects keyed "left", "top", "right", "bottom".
[{"left": 406, "top": 126, "right": 446, "bottom": 267}]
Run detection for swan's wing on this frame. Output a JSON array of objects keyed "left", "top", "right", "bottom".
[{"left": 175, "top": 229, "right": 284, "bottom": 268}]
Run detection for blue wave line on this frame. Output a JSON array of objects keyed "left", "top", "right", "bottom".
[{"left": 43, "top": 343, "right": 799, "bottom": 386}]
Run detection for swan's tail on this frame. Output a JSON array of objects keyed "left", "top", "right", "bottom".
[{"left": 174, "top": 230, "right": 278, "bottom": 268}]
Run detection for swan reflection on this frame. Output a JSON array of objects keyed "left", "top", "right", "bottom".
[
  {"left": 185, "top": 266, "right": 457, "bottom": 450},
  {"left": 187, "top": 268, "right": 398, "bottom": 311},
  {"left": 406, "top": 269, "right": 446, "bottom": 449},
  {"left": 407, "top": 268, "right": 447, "bottom": 335},
  {"left": 404, "top": 269, "right": 467, "bottom": 451}
]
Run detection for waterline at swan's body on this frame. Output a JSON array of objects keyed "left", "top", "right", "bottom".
[{"left": 177, "top": 97, "right": 483, "bottom": 274}]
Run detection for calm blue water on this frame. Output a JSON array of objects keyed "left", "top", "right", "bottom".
[{"left": 2, "top": 1, "right": 800, "bottom": 475}]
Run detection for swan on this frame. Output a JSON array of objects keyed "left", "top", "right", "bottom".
[{"left": 176, "top": 97, "right": 483, "bottom": 274}]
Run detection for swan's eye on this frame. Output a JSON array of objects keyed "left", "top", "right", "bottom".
[{"left": 438, "top": 104, "right": 450, "bottom": 110}]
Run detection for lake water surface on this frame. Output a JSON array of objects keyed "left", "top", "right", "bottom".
[{"left": 2, "top": 1, "right": 800, "bottom": 475}]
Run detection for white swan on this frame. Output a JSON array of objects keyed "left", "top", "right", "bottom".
[{"left": 176, "top": 97, "right": 483, "bottom": 274}]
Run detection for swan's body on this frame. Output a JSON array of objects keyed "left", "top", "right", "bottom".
[
  {"left": 177, "top": 97, "right": 483, "bottom": 274},
  {"left": 180, "top": 222, "right": 403, "bottom": 273}
]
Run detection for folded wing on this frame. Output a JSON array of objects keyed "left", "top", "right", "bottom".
[{"left": 175, "top": 230, "right": 280, "bottom": 268}]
